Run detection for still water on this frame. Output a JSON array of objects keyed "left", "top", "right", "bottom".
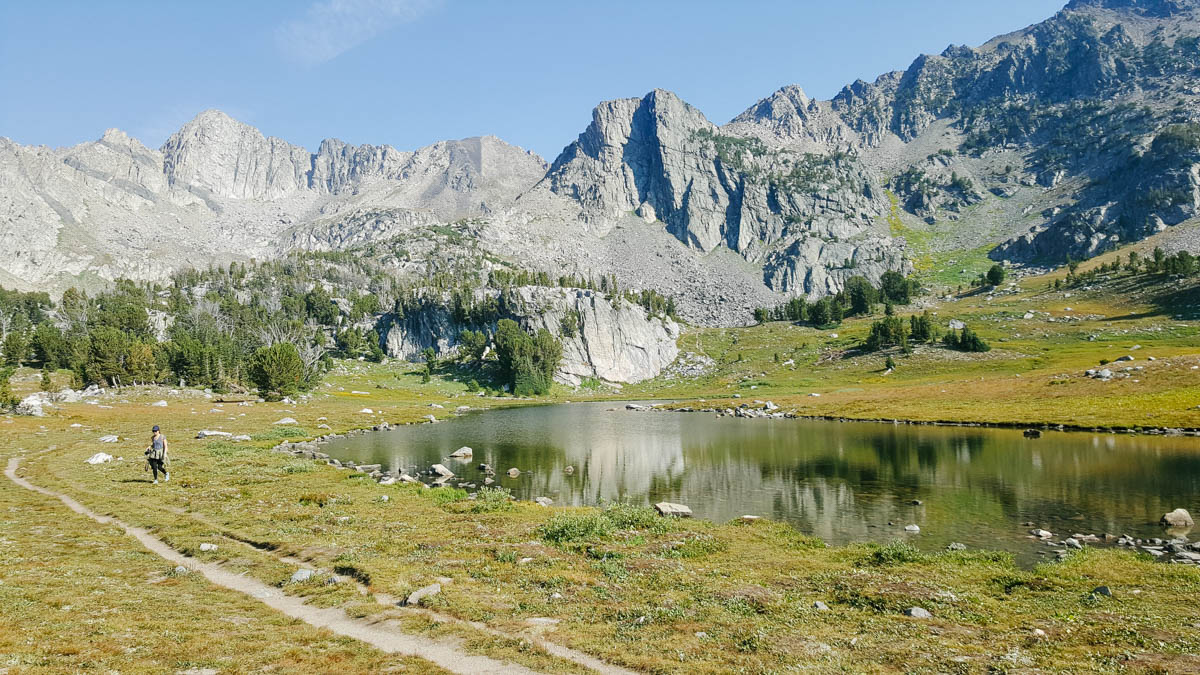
[{"left": 322, "top": 402, "right": 1199, "bottom": 563}]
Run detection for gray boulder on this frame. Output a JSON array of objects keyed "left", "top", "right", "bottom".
[
  {"left": 1161, "top": 509, "right": 1194, "bottom": 528},
  {"left": 655, "top": 502, "right": 693, "bottom": 517}
]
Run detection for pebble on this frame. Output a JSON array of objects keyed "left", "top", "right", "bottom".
[
  {"left": 904, "top": 607, "right": 933, "bottom": 619},
  {"left": 812, "top": 600, "right": 830, "bottom": 611}
]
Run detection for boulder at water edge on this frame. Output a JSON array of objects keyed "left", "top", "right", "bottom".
[
  {"left": 1161, "top": 508, "right": 1194, "bottom": 528},
  {"left": 655, "top": 502, "right": 693, "bottom": 517}
]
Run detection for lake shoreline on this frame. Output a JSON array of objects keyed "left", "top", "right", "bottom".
[{"left": 648, "top": 400, "right": 1200, "bottom": 438}]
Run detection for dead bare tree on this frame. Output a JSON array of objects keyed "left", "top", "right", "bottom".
[{"left": 257, "top": 320, "right": 327, "bottom": 385}]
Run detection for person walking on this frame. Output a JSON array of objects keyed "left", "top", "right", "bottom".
[{"left": 145, "top": 425, "right": 169, "bottom": 484}]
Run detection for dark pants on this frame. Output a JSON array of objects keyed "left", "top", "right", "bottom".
[{"left": 148, "top": 457, "right": 166, "bottom": 480}]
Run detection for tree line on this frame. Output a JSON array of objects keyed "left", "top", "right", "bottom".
[{"left": 755, "top": 271, "right": 919, "bottom": 327}]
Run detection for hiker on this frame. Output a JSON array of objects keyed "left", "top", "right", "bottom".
[{"left": 145, "top": 425, "right": 170, "bottom": 484}]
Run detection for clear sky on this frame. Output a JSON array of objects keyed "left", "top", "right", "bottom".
[{"left": 0, "top": 0, "right": 1065, "bottom": 160}]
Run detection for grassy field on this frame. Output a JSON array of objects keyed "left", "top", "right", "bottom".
[
  {"left": 3, "top": 258, "right": 1200, "bottom": 672},
  {"left": 625, "top": 250, "right": 1200, "bottom": 432}
]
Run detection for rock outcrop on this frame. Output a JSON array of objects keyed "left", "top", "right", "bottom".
[
  {"left": 542, "top": 89, "right": 909, "bottom": 294},
  {"left": 379, "top": 286, "right": 679, "bottom": 384}
]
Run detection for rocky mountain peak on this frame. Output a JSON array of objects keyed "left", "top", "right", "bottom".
[
  {"left": 731, "top": 85, "right": 811, "bottom": 125},
  {"left": 160, "top": 109, "right": 311, "bottom": 201},
  {"left": 1064, "top": 0, "right": 1197, "bottom": 17}
]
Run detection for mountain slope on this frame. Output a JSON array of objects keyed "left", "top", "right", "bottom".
[{"left": 2, "top": 0, "right": 1199, "bottom": 324}]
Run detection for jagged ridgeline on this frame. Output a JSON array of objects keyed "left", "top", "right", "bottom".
[
  {"left": 2, "top": 0, "right": 1200, "bottom": 326},
  {"left": 0, "top": 250, "right": 682, "bottom": 398}
]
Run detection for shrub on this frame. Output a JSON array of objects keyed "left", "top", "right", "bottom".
[
  {"left": 249, "top": 342, "right": 304, "bottom": 399},
  {"left": 539, "top": 512, "right": 613, "bottom": 544},
  {"left": 470, "top": 487, "right": 515, "bottom": 513},
  {"left": 861, "top": 540, "right": 926, "bottom": 566},
  {"left": 428, "top": 486, "right": 468, "bottom": 506},
  {"left": 602, "top": 502, "right": 664, "bottom": 530}
]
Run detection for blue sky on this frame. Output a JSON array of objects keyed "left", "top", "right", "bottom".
[{"left": 1, "top": 0, "right": 1064, "bottom": 160}]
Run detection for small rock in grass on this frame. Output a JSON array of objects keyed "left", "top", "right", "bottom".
[
  {"left": 290, "top": 569, "right": 314, "bottom": 584},
  {"left": 402, "top": 583, "right": 441, "bottom": 606},
  {"left": 173, "top": 565, "right": 188, "bottom": 574},
  {"left": 359, "top": 408, "right": 373, "bottom": 414},
  {"left": 199, "top": 543, "right": 218, "bottom": 552},
  {"left": 1064, "top": 538, "right": 1082, "bottom": 550},
  {"left": 812, "top": 600, "right": 830, "bottom": 611},
  {"left": 904, "top": 607, "right": 932, "bottom": 619},
  {"left": 98, "top": 435, "right": 119, "bottom": 443},
  {"left": 947, "top": 542, "right": 967, "bottom": 551},
  {"left": 85, "top": 453, "right": 114, "bottom": 464},
  {"left": 534, "top": 497, "right": 553, "bottom": 507},
  {"left": 196, "top": 430, "right": 232, "bottom": 439},
  {"left": 150, "top": 400, "right": 168, "bottom": 407},
  {"left": 1092, "top": 585, "right": 1112, "bottom": 597},
  {"left": 273, "top": 417, "right": 297, "bottom": 425},
  {"left": 739, "top": 515, "right": 762, "bottom": 524}
]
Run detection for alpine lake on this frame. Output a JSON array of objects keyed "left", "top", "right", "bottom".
[{"left": 321, "top": 401, "right": 1199, "bottom": 565}]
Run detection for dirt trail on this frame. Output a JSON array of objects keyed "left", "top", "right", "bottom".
[
  {"left": 19, "top": 455, "right": 642, "bottom": 675},
  {"left": 6, "top": 456, "right": 545, "bottom": 675}
]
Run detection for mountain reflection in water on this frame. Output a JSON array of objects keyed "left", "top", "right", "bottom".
[{"left": 322, "top": 402, "right": 1200, "bottom": 563}]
